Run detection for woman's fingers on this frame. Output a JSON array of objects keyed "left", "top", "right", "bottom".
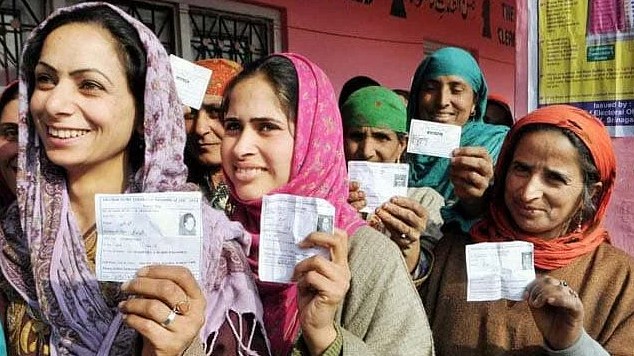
[
  {"left": 134, "top": 265, "right": 202, "bottom": 299},
  {"left": 298, "top": 229, "right": 349, "bottom": 266},
  {"left": 119, "top": 298, "right": 179, "bottom": 331},
  {"left": 525, "top": 276, "right": 583, "bottom": 316}
]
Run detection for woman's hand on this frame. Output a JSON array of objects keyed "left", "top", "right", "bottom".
[
  {"left": 292, "top": 229, "right": 351, "bottom": 355},
  {"left": 525, "top": 276, "right": 584, "bottom": 350},
  {"left": 120, "top": 265, "right": 206, "bottom": 356},
  {"left": 348, "top": 181, "right": 367, "bottom": 212},
  {"left": 374, "top": 196, "right": 428, "bottom": 272},
  {"left": 449, "top": 147, "right": 494, "bottom": 216}
]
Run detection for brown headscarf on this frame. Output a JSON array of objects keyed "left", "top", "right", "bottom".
[{"left": 471, "top": 105, "right": 616, "bottom": 270}]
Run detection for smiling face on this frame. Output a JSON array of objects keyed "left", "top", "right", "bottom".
[
  {"left": 503, "top": 129, "right": 594, "bottom": 239},
  {"left": 29, "top": 22, "right": 137, "bottom": 176},
  {"left": 417, "top": 75, "right": 476, "bottom": 126},
  {"left": 185, "top": 94, "right": 224, "bottom": 167},
  {"left": 0, "top": 98, "right": 19, "bottom": 194},
  {"left": 344, "top": 126, "right": 406, "bottom": 163},
  {"left": 221, "top": 74, "right": 294, "bottom": 201}
]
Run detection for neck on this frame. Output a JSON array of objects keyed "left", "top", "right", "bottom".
[{"left": 67, "top": 155, "right": 130, "bottom": 234}]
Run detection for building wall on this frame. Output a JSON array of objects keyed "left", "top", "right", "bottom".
[{"left": 238, "top": 0, "right": 517, "bottom": 113}]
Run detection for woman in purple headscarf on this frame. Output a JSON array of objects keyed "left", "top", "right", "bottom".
[{"left": 0, "top": 2, "right": 267, "bottom": 355}]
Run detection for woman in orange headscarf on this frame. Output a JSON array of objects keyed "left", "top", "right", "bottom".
[
  {"left": 184, "top": 58, "right": 242, "bottom": 211},
  {"left": 421, "top": 105, "right": 633, "bottom": 355}
]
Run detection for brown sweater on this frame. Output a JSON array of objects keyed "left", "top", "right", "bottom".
[{"left": 421, "top": 233, "right": 634, "bottom": 356}]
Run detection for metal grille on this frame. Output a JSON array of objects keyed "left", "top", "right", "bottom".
[
  {"left": 189, "top": 7, "right": 272, "bottom": 65},
  {"left": 0, "top": 0, "right": 47, "bottom": 85},
  {"left": 77, "top": 0, "right": 176, "bottom": 54}
]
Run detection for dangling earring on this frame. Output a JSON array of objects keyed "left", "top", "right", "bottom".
[{"left": 574, "top": 211, "right": 583, "bottom": 233}]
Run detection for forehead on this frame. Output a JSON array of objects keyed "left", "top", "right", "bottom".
[
  {"left": 512, "top": 129, "right": 582, "bottom": 170},
  {"left": 39, "top": 22, "right": 124, "bottom": 72},
  {"left": 347, "top": 126, "right": 397, "bottom": 135},
  {"left": 425, "top": 75, "right": 472, "bottom": 88},
  {"left": 0, "top": 99, "right": 19, "bottom": 124},
  {"left": 227, "top": 75, "right": 282, "bottom": 114}
]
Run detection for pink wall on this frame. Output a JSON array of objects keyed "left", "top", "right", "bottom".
[
  {"left": 240, "top": 0, "right": 517, "bottom": 107},
  {"left": 514, "top": 0, "right": 634, "bottom": 255}
]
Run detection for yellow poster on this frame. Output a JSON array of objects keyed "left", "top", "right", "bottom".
[{"left": 539, "top": 0, "right": 634, "bottom": 136}]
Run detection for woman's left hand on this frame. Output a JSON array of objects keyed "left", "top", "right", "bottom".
[
  {"left": 525, "top": 276, "right": 584, "bottom": 350},
  {"left": 449, "top": 147, "right": 494, "bottom": 214},
  {"left": 374, "top": 196, "right": 428, "bottom": 272},
  {"left": 120, "top": 265, "right": 206, "bottom": 356},
  {"left": 292, "top": 229, "right": 351, "bottom": 355}
]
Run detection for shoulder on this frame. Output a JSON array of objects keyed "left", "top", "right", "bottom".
[
  {"left": 592, "top": 243, "right": 634, "bottom": 272},
  {"left": 347, "top": 226, "right": 409, "bottom": 282}
]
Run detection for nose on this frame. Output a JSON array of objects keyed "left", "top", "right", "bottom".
[
  {"left": 231, "top": 127, "right": 257, "bottom": 158},
  {"left": 194, "top": 112, "right": 211, "bottom": 138},
  {"left": 438, "top": 85, "right": 451, "bottom": 108},
  {"left": 518, "top": 175, "right": 543, "bottom": 202},
  {"left": 360, "top": 139, "right": 376, "bottom": 161},
  {"left": 42, "top": 80, "right": 75, "bottom": 118}
]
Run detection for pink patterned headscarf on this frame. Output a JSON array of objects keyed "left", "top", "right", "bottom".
[
  {"left": 0, "top": 2, "right": 265, "bottom": 354},
  {"left": 226, "top": 53, "right": 365, "bottom": 355}
]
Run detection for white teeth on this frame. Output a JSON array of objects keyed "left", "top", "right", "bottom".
[
  {"left": 47, "top": 127, "right": 89, "bottom": 139},
  {"left": 236, "top": 168, "right": 262, "bottom": 174}
]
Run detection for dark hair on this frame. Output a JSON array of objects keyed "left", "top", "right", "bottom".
[
  {"left": 485, "top": 100, "right": 514, "bottom": 127},
  {"left": 338, "top": 75, "right": 380, "bottom": 109},
  {"left": 22, "top": 4, "right": 147, "bottom": 169},
  {"left": 0, "top": 82, "right": 19, "bottom": 114},
  {"left": 222, "top": 55, "right": 298, "bottom": 124},
  {"left": 392, "top": 89, "right": 410, "bottom": 100},
  {"left": 506, "top": 124, "right": 601, "bottom": 225}
]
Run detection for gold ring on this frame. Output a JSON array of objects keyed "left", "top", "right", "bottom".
[
  {"left": 173, "top": 299, "right": 191, "bottom": 315},
  {"left": 161, "top": 309, "right": 177, "bottom": 327}
]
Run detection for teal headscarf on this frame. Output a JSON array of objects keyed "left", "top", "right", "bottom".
[
  {"left": 341, "top": 86, "right": 407, "bottom": 133},
  {"left": 406, "top": 47, "right": 509, "bottom": 231}
]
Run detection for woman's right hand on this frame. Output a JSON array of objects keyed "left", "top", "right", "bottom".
[
  {"left": 292, "top": 229, "right": 351, "bottom": 355},
  {"left": 525, "top": 276, "right": 584, "bottom": 350},
  {"left": 348, "top": 181, "right": 366, "bottom": 212}
]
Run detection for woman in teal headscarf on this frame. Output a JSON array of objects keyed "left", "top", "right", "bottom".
[{"left": 407, "top": 47, "right": 509, "bottom": 233}]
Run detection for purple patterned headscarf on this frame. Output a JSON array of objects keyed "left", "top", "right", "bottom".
[{"left": 0, "top": 2, "right": 265, "bottom": 354}]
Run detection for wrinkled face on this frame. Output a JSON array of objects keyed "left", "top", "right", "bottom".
[
  {"left": 185, "top": 94, "right": 224, "bottom": 167},
  {"left": 418, "top": 75, "right": 476, "bottom": 126},
  {"left": 0, "top": 98, "right": 19, "bottom": 195},
  {"left": 504, "top": 130, "right": 595, "bottom": 239},
  {"left": 221, "top": 75, "right": 294, "bottom": 201},
  {"left": 29, "top": 23, "right": 136, "bottom": 176},
  {"left": 344, "top": 126, "right": 406, "bottom": 163}
]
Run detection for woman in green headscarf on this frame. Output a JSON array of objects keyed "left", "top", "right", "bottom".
[
  {"left": 407, "top": 47, "right": 509, "bottom": 233},
  {"left": 341, "top": 86, "right": 445, "bottom": 278}
]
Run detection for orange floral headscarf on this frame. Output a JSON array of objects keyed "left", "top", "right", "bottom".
[
  {"left": 195, "top": 58, "right": 242, "bottom": 96},
  {"left": 471, "top": 105, "right": 616, "bottom": 270}
]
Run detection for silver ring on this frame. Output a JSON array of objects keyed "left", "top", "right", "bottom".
[
  {"left": 560, "top": 280, "right": 568, "bottom": 287},
  {"left": 401, "top": 233, "right": 407, "bottom": 239},
  {"left": 161, "top": 309, "right": 177, "bottom": 327}
]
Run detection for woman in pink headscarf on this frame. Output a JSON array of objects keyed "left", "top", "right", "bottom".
[{"left": 220, "top": 53, "right": 433, "bottom": 355}]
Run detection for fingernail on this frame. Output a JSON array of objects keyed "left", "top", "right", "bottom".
[
  {"left": 118, "top": 301, "right": 126, "bottom": 309},
  {"left": 136, "top": 266, "right": 148, "bottom": 276},
  {"left": 121, "top": 281, "right": 130, "bottom": 290}
]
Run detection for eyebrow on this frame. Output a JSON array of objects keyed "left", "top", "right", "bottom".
[{"left": 36, "top": 61, "right": 114, "bottom": 86}]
